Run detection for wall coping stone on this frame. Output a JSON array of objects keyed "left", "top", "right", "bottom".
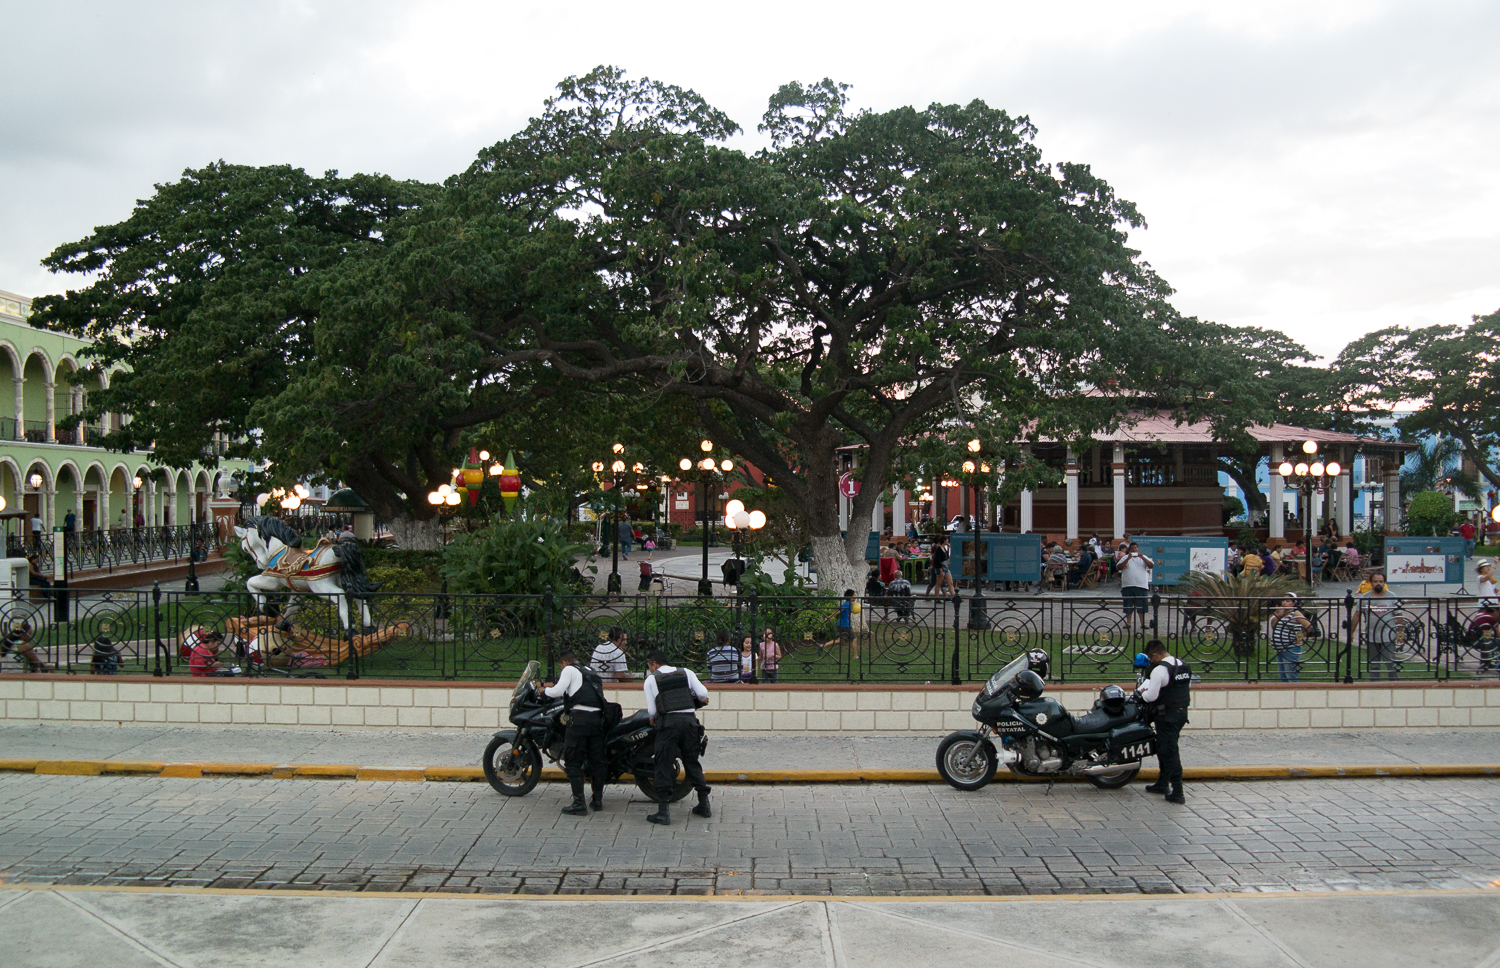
[{"left": 2, "top": 673, "right": 1495, "bottom": 692}]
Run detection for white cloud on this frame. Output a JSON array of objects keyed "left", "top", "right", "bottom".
[{"left": 1, "top": 0, "right": 1495, "bottom": 362}]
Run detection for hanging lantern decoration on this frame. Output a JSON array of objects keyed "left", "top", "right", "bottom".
[
  {"left": 499, "top": 450, "right": 522, "bottom": 514},
  {"left": 462, "top": 447, "right": 485, "bottom": 505}
]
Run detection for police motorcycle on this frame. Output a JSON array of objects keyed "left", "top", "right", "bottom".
[
  {"left": 481, "top": 660, "right": 704, "bottom": 802},
  {"left": 935, "top": 651, "right": 1155, "bottom": 791}
]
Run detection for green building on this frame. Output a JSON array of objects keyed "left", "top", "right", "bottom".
[{"left": 0, "top": 287, "right": 247, "bottom": 539}]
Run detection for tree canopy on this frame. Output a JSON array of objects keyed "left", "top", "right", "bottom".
[{"left": 33, "top": 67, "right": 1307, "bottom": 581}]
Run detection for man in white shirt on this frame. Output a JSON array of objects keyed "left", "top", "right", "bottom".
[
  {"left": 642, "top": 650, "right": 710, "bottom": 825},
  {"left": 543, "top": 649, "right": 609, "bottom": 815},
  {"left": 1136, "top": 638, "right": 1190, "bottom": 804},
  {"left": 1118, "top": 542, "right": 1154, "bottom": 634},
  {"left": 29, "top": 514, "right": 42, "bottom": 552},
  {"left": 591, "top": 626, "right": 635, "bottom": 681}
]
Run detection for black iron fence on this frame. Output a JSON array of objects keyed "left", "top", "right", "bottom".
[
  {"left": 1, "top": 587, "right": 1496, "bottom": 684},
  {"left": 5, "top": 523, "right": 222, "bottom": 574}
]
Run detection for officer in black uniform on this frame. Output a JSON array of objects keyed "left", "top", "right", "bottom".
[
  {"left": 542, "top": 649, "right": 609, "bottom": 815},
  {"left": 1137, "top": 638, "right": 1191, "bottom": 804},
  {"left": 642, "top": 650, "right": 711, "bottom": 825}
]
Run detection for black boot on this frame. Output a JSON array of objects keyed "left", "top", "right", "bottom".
[
  {"left": 590, "top": 788, "right": 604, "bottom": 812},
  {"left": 691, "top": 787, "right": 712, "bottom": 818},
  {"left": 1165, "top": 785, "right": 1185, "bottom": 805},
  {"left": 1144, "top": 781, "right": 1168, "bottom": 794},
  {"left": 647, "top": 801, "right": 670, "bottom": 825},
  {"left": 561, "top": 781, "right": 589, "bottom": 816}
]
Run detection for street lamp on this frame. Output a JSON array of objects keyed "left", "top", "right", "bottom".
[
  {"left": 1278, "top": 442, "right": 1341, "bottom": 591},
  {"left": 722, "top": 499, "right": 766, "bottom": 593},
  {"left": 678, "top": 441, "right": 730, "bottom": 596},
  {"left": 959, "top": 446, "right": 993, "bottom": 629},
  {"left": 588, "top": 444, "right": 632, "bottom": 596}
]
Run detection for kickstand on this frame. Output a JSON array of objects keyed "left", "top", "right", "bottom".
[{"left": 1045, "top": 777, "right": 1055, "bottom": 796}]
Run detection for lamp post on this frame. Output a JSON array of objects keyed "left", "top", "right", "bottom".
[
  {"left": 678, "top": 439, "right": 732, "bottom": 596},
  {"left": 722, "top": 499, "right": 767, "bottom": 591},
  {"left": 590, "top": 443, "right": 631, "bottom": 597},
  {"left": 1277, "top": 440, "right": 1341, "bottom": 592},
  {"left": 961, "top": 439, "right": 992, "bottom": 630},
  {"left": 426, "top": 484, "right": 464, "bottom": 617}
]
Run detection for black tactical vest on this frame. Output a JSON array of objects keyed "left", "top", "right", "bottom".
[
  {"left": 565, "top": 667, "right": 606, "bottom": 711},
  {"left": 1150, "top": 657, "right": 1192, "bottom": 723},
  {"left": 654, "top": 669, "right": 696, "bottom": 714}
]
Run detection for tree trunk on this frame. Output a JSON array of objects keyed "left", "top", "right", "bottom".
[
  {"left": 386, "top": 514, "right": 442, "bottom": 551},
  {"left": 810, "top": 533, "right": 866, "bottom": 595}
]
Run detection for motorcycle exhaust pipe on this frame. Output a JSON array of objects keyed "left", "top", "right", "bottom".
[{"left": 1078, "top": 763, "right": 1135, "bottom": 777}]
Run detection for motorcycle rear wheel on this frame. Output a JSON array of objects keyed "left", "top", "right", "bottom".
[
  {"left": 633, "top": 761, "right": 695, "bottom": 803},
  {"left": 483, "top": 736, "right": 542, "bottom": 797},
  {"left": 936, "top": 734, "right": 997, "bottom": 791},
  {"left": 1085, "top": 764, "right": 1140, "bottom": 789}
]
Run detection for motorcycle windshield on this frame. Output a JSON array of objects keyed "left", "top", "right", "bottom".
[
  {"left": 982, "top": 654, "right": 1031, "bottom": 697},
  {"left": 512, "top": 660, "right": 540, "bottom": 701}
]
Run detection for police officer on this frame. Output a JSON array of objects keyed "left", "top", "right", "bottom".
[
  {"left": 542, "top": 649, "right": 609, "bottom": 815},
  {"left": 642, "top": 650, "right": 711, "bottom": 825},
  {"left": 1137, "top": 638, "right": 1191, "bottom": 804}
]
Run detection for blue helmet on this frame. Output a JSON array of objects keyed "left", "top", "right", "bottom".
[{"left": 1133, "top": 652, "right": 1150, "bottom": 669}]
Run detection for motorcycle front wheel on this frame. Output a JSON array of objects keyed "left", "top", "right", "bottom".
[
  {"left": 483, "top": 736, "right": 542, "bottom": 796},
  {"left": 936, "top": 733, "right": 997, "bottom": 791},
  {"left": 633, "top": 760, "right": 694, "bottom": 803},
  {"left": 1085, "top": 763, "right": 1140, "bottom": 790}
]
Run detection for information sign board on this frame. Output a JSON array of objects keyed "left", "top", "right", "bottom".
[
  {"left": 952, "top": 533, "right": 1043, "bottom": 583},
  {"left": 1383, "top": 537, "right": 1465, "bottom": 585},
  {"left": 1133, "top": 535, "right": 1229, "bottom": 586}
]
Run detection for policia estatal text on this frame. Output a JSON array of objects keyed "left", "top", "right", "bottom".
[
  {"left": 642, "top": 651, "right": 711, "bottom": 825},
  {"left": 1137, "top": 638, "right": 1191, "bottom": 804},
  {"left": 542, "top": 650, "right": 609, "bottom": 815}
]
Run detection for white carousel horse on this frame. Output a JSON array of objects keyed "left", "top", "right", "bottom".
[{"left": 233, "top": 515, "right": 380, "bottom": 632}]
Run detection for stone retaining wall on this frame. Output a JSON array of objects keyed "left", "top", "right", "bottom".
[{"left": 3, "top": 676, "right": 1498, "bottom": 733}]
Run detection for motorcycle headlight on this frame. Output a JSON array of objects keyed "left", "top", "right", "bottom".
[{"left": 972, "top": 700, "right": 984, "bottom": 718}]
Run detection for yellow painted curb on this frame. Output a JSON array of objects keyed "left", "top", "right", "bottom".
[{"left": 0, "top": 759, "right": 1496, "bottom": 784}]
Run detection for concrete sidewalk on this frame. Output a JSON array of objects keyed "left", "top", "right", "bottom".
[
  {"left": 2, "top": 886, "right": 1497, "bottom": 967},
  {"left": 0, "top": 723, "right": 1495, "bottom": 772}
]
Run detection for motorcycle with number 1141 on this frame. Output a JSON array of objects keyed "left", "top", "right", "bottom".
[{"left": 936, "top": 652, "right": 1155, "bottom": 791}]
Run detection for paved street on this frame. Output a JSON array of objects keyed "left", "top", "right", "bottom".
[
  {"left": 2, "top": 724, "right": 1498, "bottom": 771},
  {"left": 1, "top": 773, "right": 1496, "bottom": 896}
]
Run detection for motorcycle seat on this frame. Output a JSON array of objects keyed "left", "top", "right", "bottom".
[
  {"left": 608, "top": 709, "right": 652, "bottom": 740},
  {"left": 1071, "top": 705, "right": 1137, "bottom": 735}
]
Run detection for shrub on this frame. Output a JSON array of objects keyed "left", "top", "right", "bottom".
[
  {"left": 1404, "top": 490, "right": 1457, "bottom": 537},
  {"left": 441, "top": 516, "right": 594, "bottom": 597}
]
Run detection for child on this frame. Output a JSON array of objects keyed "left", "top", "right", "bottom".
[
  {"left": 739, "top": 634, "right": 756, "bottom": 683},
  {"left": 758, "top": 627, "right": 782, "bottom": 683},
  {"left": 644, "top": 536, "right": 656, "bottom": 559},
  {"left": 825, "top": 590, "right": 860, "bottom": 657}
]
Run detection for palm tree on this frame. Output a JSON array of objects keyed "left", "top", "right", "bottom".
[
  {"left": 1400, "top": 436, "right": 1477, "bottom": 502},
  {"left": 1180, "top": 571, "right": 1307, "bottom": 657}
]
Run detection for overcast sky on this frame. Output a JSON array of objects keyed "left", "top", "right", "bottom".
[{"left": 2, "top": 0, "right": 1496, "bottom": 360}]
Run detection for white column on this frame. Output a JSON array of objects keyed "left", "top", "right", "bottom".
[
  {"left": 74, "top": 489, "right": 84, "bottom": 530},
  {"left": 1065, "top": 446, "right": 1079, "bottom": 541},
  {"left": 1112, "top": 443, "right": 1127, "bottom": 540},
  {"left": 11, "top": 379, "right": 22, "bottom": 440},
  {"left": 1268, "top": 444, "right": 1285, "bottom": 539},
  {"left": 163, "top": 488, "right": 173, "bottom": 526},
  {"left": 1020, "top": 488, "right": 1033, "bottom": 534},
  {"left": 43, "top": 381, "right": 55, "bottom": 442},
  {"left": 893, "top": 488, "right": 906, "bottom": 535}
]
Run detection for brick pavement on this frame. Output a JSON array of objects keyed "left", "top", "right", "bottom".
[{"left": 0, "top": 774, "right": 1496, "bottom": 896}]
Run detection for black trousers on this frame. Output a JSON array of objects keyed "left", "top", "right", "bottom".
[
  {"left": 563, "top": 712, "right": 607, "bottom": 796},
  {"left": 654, "top": 714, "right": 709, "bottom": 799},
  {"left": 1155, "top": 719, "right": 1184, "bottom": 789}
]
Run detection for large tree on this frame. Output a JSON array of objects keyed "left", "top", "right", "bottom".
[
  {"left": 445, "top": 70, "right": 1295, "bottom": 589},
  {"left": 32, "top": 69, "right": 1296, "bottom": 577},
  {"left": 1331, "top": 309, "right": 1500, "bottom": 489}
]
